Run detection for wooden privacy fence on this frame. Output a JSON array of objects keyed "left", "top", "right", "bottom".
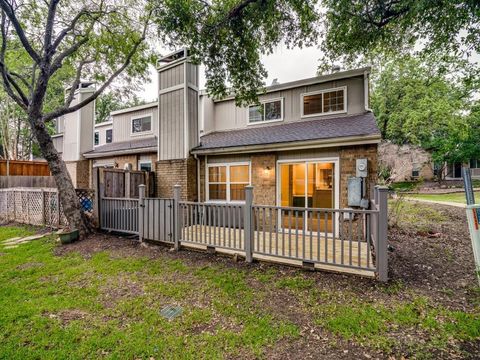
[
  {"left": 0, "top": 175, "right": 56, "bottom": 188},
  {"left": 0, "top": 160, "right": 50, "bottom": 176},
  {"left": 0, "top": 187, "right": 94, "bottom": 227},
  {"left": 100, "top": 184, "right": 389, "bottom": 281}
]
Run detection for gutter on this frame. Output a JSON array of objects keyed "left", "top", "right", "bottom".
[
  {"left": 191, "top": 134, "right": 381, "bottom": 155},
  {"left": 83, "top": 146, "right": 157, "bottom": 159}
]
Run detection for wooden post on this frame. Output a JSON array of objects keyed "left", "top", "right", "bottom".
[
  {"left": 41, "top": 189, "right": 45, "bottom": 226},
  {"left": 56, "top": 191, "right": 61, "bottom": 227},
  {"left": 138, "top": 184, "right": 146, "bottom": 242},
  {"left": 125, "top": 171, "right": 131, "bottom": 198},
  {"left": 244, "top": 186, "right": 254, "bottom": 263},
  {"left": 173, "top": 184, "right": 181, "bottom": 251},
  {"left": 377, "top": 186, "right": 389, "bottom": 282},
  {"left": 92, "top": 168, "right": 100, "bottom": 228}
]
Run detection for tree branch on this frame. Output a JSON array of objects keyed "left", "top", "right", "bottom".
[
  {"left": 64, "top": 58, "right": 94, "bottom": 106},
  {"left": 44, "top": 0, "right": 61, "bottom": 56},
  {"left": 50, "top": 8, "right": 88, "bottom": 51},
  {"left": 42, "top": 19, "right": 149, "bottom": 122},
  {"left": 0, "top": 12, "right": 27, "bottom": 109},
  {"left": 0, "top": 0, "right": 41, "bottom": 64}
]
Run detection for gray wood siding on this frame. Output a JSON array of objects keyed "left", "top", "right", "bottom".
[
  {"left": 159, "top": 89, "right": 185, "bottom": 160},
  {"left": 188, "top": 88, "right": 199, "bottom": 149},
  {"left": 62, "top": 104, "right": 79, "bottom": 161},
  {"left": 159, "top": 63, "right": 184, "bottom": 89},
  {"left": 79, "top": 91, "right": 94, "bottom": 157},
  {"left": 52, "top": 136, "right": 63, "bottom": 154},
  {"left": 112, "top": 106, "right": 158, "bottom": 143},
  {"left": 211, "top": 76, "right": 365, "bottom": 132},
  {"left": 187, "top": 62, "right": 198, "bottom": 87}
]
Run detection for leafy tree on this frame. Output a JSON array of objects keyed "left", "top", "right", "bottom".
[
  {"left": 0, "top": 0, "right": 154, "bottom": 236},
  {"left": 319, "top": 0, "right": 480, "bottom": 70},
  {"left": 370, "top": 54, "right": 476, "bottom": 144},
  {"left": 151, "top": 0, "right": 319, "bottom": 105},
  {"left": 95, "top": 92, "right": 149, "bottom": 124}
]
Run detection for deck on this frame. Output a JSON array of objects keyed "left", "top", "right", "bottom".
[{"left": 180, "top": 224, "right": 376, "bottom": 277}]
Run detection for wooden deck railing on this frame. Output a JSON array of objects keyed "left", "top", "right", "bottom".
[{"left": 97, "top": 184, "right": 389, "bottom": 281}]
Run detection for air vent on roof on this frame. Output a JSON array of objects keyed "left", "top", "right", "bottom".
[
  {"left": 332, "top": 65, "right": 341, "bottom": 72},
  {"left": 271, "top": 78, "right": 280, "bottom": 86}
]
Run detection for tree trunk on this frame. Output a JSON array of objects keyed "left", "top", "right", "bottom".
[{"left": 29, "top": 115, "right": 90, "bottom": 238}]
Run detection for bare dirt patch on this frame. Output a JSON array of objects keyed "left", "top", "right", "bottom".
[
  {"left": 99, "top": 275, "right": 145, "bottom": 308},
  {"left": 46, "top": 309, "right": 90, "bottom": 326}
]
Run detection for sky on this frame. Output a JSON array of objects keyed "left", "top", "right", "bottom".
[{"left": 135, "top": 45, "right": 323, "bottom": 102}]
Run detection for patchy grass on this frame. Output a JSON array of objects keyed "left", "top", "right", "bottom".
[
  {"left": 408, "top": 192, "right": 480, "bottom": 204},
  {"left": 0, "top": 227, "right": 298, "bottom": 359},
  {"left": 314, "top": 297, "right": 480, "bottom": 356},
  {"left": 390, "top": 181, "right": 421, "bottom": 192},
  {"left": 0, "top": 225, "right": 36, "bottom": 242},
  {"left": 0, "top": 223, "right": 479, "bottom": 359},
  {"left": 388, "top": 198, "right": 448, "bottom": 232}
]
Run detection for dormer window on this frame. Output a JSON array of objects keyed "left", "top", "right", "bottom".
[
  {"left": 131, "top": 115, "right": 152, "bottom": 134},
  {"left": 302, "top": 86, "right": 346, "bottom": 117},
  {"left": 248, "top": 98, "right": 283, "bottom": 124}
]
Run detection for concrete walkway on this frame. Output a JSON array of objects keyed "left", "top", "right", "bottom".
[{"left": 404, "top": 197, "right": 467, "bottom": 208}]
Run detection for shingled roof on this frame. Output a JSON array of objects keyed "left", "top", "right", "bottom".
[
  {"left": 84, "top": 136, "right": 157, "bottom": 158},
  {"left": 192, "top": 112, "right": 380, "bottom": 153}
]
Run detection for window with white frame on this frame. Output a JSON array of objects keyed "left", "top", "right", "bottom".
[
  {"left": 302, "top": 87, "right": 346, "bottom": 117},
  {"left": 470, "top": 159, "right": 480, "bottom": 168},
  {"left": 138, "top": 160, "right": 152, "bottom": 172},
  {"left": 131, "top": 115, "right": 152, "bottom": 134},
  {"left": 248, "top": 98, "right": 283, "bottom": 124},
  {"left": 207, "top": 163, "right": 250, "bottom": 202},
  {"left": 94, "top": 131, "right": 99, "bottom": 146}
]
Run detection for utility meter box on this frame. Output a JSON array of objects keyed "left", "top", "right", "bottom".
[
  {"left": 356, "top": 158, "right": 368, "bottom": 178},
  {"left": 348, "top": 177, "right": 362, "bottom": 207}
]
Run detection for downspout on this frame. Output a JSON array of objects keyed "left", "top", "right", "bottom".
[
  {"left": 194, "top": 153, "right": 201, "bottom": 202},
  {"left": 364, "top": 70, "right": 372, "bottom": 112}
]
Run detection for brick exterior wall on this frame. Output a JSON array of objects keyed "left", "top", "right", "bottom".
[
  {"left": 251, "top": 153, "right": 276, "bottom": 205},
  {"left": 339, "top": 144, "right": 378, "bottom": 208},
  {"left": 65, "top": 160, "right": 90, "bottom": 188},
  {"left": 198, "top": 145, "right": 378, "bottom": 209},
  {"left": 156, "top": 157, "right": 197, "bottom": 200}
]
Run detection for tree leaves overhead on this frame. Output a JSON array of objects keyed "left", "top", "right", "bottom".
[
  {"left": 320, "top": 0, "right": 480, "bottom": 68},
  {"left": 150, "top": 0, "right": 319, "bottom": 105}
]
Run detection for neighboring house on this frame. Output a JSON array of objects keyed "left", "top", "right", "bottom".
[
  {"left": 378, "top": 141, "right": 480, "bottom": 182},
  {"left": 53, "top": 49, "right": 382, "bottom": 210},
  {"left": 85, "top": 102, "right": 158, "bottom": 173},
  {"left": 378, "top": 142, "right": 434, "bottom": 182}
]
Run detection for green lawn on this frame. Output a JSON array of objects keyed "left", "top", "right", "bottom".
[
  {"left": 408, "top": 192, "right": 479, "bottom": 204},
  {"left": 0, "top": 225, "right": 479, "bottom": 359}
]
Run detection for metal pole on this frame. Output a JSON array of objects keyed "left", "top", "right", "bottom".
[
  {"left": 244, "top": 186, "right": 254, "bottom": 263},
  {"left": 138, "top": 184, "right": 145, "bottom": 243},
  {"left": 377, "top": 186, "right": 388, "bottom": 282},
  {"left": 173, "top": 184, "right": 181, "bottom": 251}
]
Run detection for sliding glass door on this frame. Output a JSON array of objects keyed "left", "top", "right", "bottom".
[{"left": 279, "top": 160, "right": 337, "bottom": 232}]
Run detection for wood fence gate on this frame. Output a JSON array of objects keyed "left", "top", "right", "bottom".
[
  {"left": 95, "top": 168, "right": 154, "bottom": 199},
  {"left": 99, "top": 185, "right": 173, "bottom": 243}
]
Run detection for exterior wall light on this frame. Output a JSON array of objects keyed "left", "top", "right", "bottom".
[{"left": 264, "top": 166, "right": 271, "bottom": 176}]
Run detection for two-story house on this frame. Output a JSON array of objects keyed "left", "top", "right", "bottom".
[{"left": 53, "top": 49, "right": 382, "bottom": 214}]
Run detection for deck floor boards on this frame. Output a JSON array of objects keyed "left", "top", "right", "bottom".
[{"left": 181, "top": 225, "right": 375, "bottom": 273}]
